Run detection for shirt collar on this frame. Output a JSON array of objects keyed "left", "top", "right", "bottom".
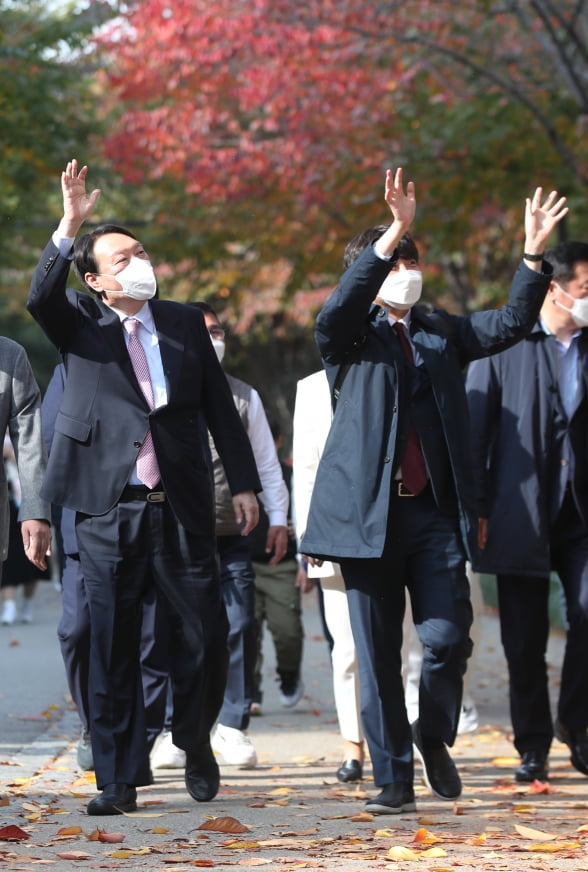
[
  {"left": 387, "top": 309, "right": 412, "bottom": 330},
  {"left": 111, "top": 302, "right": 155, "bottom": 333},
  {"left": 539, "top": 317, "right": 581, "bottom": 346}
]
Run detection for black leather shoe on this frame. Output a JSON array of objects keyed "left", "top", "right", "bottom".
[
  {"left": 336, "top": 759, "right": 363, "bottom": 783},
  {"left": 365, "top": 782, "right": 416, "bottom": 814},
  {"left": 555, "top": 720, "right": 588, "bottom": 775},
  {"left": 87, "top": 783, "right": 137, "bottom": 815},
  {"left": 185, "top": 741, "right": 220, "bottom": 802},
  {"left": 515, "top": 749, "right": 549, "bottom": 783},
  {"left": 412, "top": 720, "right": 462, "bottom": 800}
]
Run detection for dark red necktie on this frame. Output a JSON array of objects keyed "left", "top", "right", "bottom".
[{"left": 393, "top": 322, "right": 428, "bottom": 495}]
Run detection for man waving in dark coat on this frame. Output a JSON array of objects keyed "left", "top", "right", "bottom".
[
  {"left": 467, "top": 240, "right": 588, "bottom": 785},
  {"left": 301, "top": 167, "right": 567, "bottom": 814}
]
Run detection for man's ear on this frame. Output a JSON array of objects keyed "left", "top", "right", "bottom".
[{"left": 85, "top": 272, "right": 102, "bottom": 294}]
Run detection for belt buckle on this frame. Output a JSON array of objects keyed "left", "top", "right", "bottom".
[
  {"left": 146, "top": 490, "right": 165, "bottom": 503},
  {"left": 397, "top": 482, "right": 415, "bottom": 497}
]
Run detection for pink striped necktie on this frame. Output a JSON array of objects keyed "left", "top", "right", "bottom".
[{"left": 123, "top": 318, "right": 160, "bottom": 488}]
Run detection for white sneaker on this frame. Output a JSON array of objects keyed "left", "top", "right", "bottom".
[
  {"left": 21, "top": 601, "right": 34, "bottom": 624},
  {"left": 279, "top": 678, "right": 304, "bottom": 709},
  {"left": 211, "top": 723, "right": 257, "bottom": 768},
  {"left": 1, "top": 601, "right": 17, "bottom": 626},
  {"left": 457, "top": 700, "right": 479, "bottom": 735},
  {"left": 150, "top": 730, "right": 186, "bottom": 769}
]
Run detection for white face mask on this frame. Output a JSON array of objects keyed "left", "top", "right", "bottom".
[
  {"left": 555, "top": 285, "right": 588, "bottom": 327},
  {"left": 378, "top": 269, "right": 423, "bottom": 310},
  {"left": 99, "top": 257, "right": 157, "bottom": 301},
  {"left": 211, "top": 338, "right": 226, "bottom": 363}
]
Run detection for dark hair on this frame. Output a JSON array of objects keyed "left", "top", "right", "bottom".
[
  {"left": 343, "top": 224, "right": 419, "bottom": 270},
  {"left": 188, "top": 301, "right": 218, "bottom": 317},
  {"left": 73, "top": 224, "right": 138, "bottom": 292},
  {"left": 543, "top": 241, "right": 588, "bottom": 284}
]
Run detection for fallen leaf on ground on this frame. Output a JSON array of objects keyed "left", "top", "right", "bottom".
[
  {"left": 388, "top": 846, "right": 419, "bottom": 860},
  {"left": 0, "top": 824, "right": 29, "bottom": 840},
  {"left": 56, "top": 850, "right": 91, "bottom": 859},
  {"left": 515, "top": 823, "right": 558, "bottom": 841},
  {"left": 529, "top": 841, "right": 581, "bottom": 852},
  {"left": 413, "top": 827, "right": 442, "bottom": 844},
  {"left": 198, "top": 817, "right": 250, "bottom": 834},
  {"left": 527, "top": 780, "right": 554, "bottom": 794},
  {"left": 57, "top": 825, "right": 83, "bottom": 836},
  {"left": 492, "top": 756, "right": 520, "bottom": 766}
]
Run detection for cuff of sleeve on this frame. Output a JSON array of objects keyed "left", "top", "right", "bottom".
[
  {"left": 51, "top": 232, "right": 75, "bottom": 259},
  {"left": 267, "top": 511, "right": 288, "bottom": 527}
]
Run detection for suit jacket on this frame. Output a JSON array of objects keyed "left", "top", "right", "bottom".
[
  {"left": 466, "top": 324, "right": 588, "bottom": 576},
  {"left": 27, "top": 239, "right": 261, "bottom": 535},
  {"left": 0, "top": 337, "right": 50, "bottom": 560},
  {"left": 301, "top": 244, "right": 553, "bottom": 562}
]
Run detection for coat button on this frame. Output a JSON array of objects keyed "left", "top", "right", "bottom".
[
  {"left": 384, "top": 456, "right": 391, "bottom": 463},
  {"left": 133, "top": 441, "right": 141, "bottom": 448}
]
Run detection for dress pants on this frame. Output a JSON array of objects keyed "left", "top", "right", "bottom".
[
  {"left": 253, "top": 558, "right": 303, "bottom": 696},
  {"left": 497, "top": 492, "right": 588, "bottom": 755},
  {"left": 76, "top": 497, "right": 228, "bottom": 790},
  {"left": 58, "top": 553, "right": 168, "bottom": 746},
  {"left": 216, "top": 534, "right": 256, "bottom": 731},
  {"left": 340, "top": 486, "right": 472, "bottom": 786}
]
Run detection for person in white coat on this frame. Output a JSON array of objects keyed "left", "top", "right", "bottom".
[{"left": 293, "top": 369, "right": 395, "bottom": 781}]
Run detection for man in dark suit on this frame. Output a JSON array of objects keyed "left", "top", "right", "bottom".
[
  {"left": 27, "top": 160, "right": 261, "bottom": 815},
  {"left": 466, "top": 240, "right": 588, "bottom": 784},
  {"left": 42, "top": 363, "right": 169, "bottom": 773},
  {"left": 301, "top": 168, "right": 568, "bottom": 814}
]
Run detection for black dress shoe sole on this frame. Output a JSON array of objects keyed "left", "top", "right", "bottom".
[{"left": 365, "top": 797, "right": 417, "bottom": 815}]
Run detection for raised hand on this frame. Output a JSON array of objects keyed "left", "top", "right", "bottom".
[
  {"left": 374, "top": 167, "right": 416, "bottom": 259},
  {"left": 384, "top": 167, "right": 416, "bottom": 228},
  {"left": 58, "top": 159, "right": 101, "bottom": 237},
  {"left": 524, "top": 187, "right": 568, "bottom": 256}
]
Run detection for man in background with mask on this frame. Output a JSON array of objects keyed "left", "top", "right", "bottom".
[
  {"left": 150, "top": 301, "right": 288, "bottom": 771},
  {"left": 466, "top": 240, "right": 588, "bottom": 785},
  {"left": 27, "top": 160, "right": 261, "bottom": 815},
  {"left": 301, "top": 168, "right": 568, "bottom": 814}
]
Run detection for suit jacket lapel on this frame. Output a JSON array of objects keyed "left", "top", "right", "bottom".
[{"left": 151, "top": 301, "right": 185, "bottom": 403}]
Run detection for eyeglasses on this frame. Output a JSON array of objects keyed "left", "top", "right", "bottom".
[{"left": 208, "top": 327, "right": 225, "bottom": 340}]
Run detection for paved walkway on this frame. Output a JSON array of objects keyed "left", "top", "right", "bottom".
[{"left": 2, "top": 582, "right": 588, "bottom": 870}]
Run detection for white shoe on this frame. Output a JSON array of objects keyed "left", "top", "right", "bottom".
[
  {"left": 1, "top": 601, "right": 17, "bottom": 626},
  {"left": 21, "top": 601, "right": 34, "bottom": 624},
  {"left": 150, "top": 730, "right": 186, "bottom": 769},
  {"left": 279, "top": 677, "right": 304, "bottom": 709},
  {"left": 457, "top": 700, "right": 479, "bottom": 735},
  {"left": 211, "top": 723, "right": 257, "bottom": 768}
]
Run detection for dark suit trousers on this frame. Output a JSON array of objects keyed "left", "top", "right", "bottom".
[
  {"left": 497, "top": 492, "right": 588, "bottom": 755},
  {"left": 340, "top": 486, "right": 472, "bottom": 786},
  {"left": 57, "top": 553, "right": 168, "bottom": 746},
  {"left": 75, "top": 498, "right": 228, "bottom": 790},
  {"left": 216, "top": 535, "right": 257, "bottom": 731}
]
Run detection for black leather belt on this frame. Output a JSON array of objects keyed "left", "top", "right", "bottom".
[
  {"left": 120, "top": 484, "right": 166, "bottom": 503},
  {"left": 394, "top": 481, "right": 430, "bottom": 497}
]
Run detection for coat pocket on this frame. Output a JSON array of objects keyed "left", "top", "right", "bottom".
[{"left": 54, "top": 411, "right": 91, "bottom": 443}]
